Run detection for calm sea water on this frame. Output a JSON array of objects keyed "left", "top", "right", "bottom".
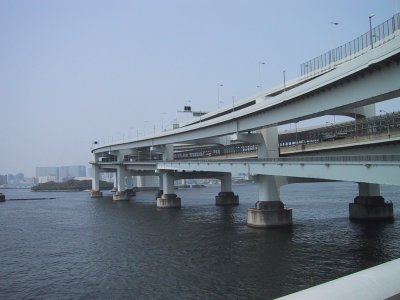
[{"left": 1, "top": 182, "right": 400, "bottom": 299}]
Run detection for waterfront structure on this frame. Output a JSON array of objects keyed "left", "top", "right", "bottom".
[
  {"left": 38, "top": 176, "right": 57, "bottom": 184},
  {"left": 90, "top": 13, "right": 400, "bottom": 227}
]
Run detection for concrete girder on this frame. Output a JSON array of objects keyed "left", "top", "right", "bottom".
[{"left": 157, "top": 160, "right": 400, "bottom": 186}]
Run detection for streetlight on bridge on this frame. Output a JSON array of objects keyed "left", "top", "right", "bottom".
[
  {"left": 217, "top": 83, "right": 223, "bottom": 108},
  {"left": 258, "top": 61, "right": 266, "bottom": 90},
  {"left": 369, "top": 14, "right": 375, "bottom": 49}
]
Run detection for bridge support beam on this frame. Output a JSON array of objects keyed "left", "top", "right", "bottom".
[
  {"left": 349, "top": 183, "right": 393, "bottom": 220},
  {"left": 247, "top": 175, "right": 292, "bottom": 228},
  {"left": 157, "top": 172, "right": 181, "bottom": 208},
  {"left": 90, "top": 164, "right": 103, "bottom": 198},
  {"left": 216, "top": 173, "right": 239, "bottom": 206},
  {"left": 113, "top": 165, "right": 129, "bottom": 201}
]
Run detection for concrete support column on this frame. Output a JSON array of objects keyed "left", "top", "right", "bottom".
[
  {"left": 247, "top": 127, "right": 292, "bottom": 228},
  {"left": 257, "top": 127, "right": 280, "bottom": 159},
  {"left": 155, "top": 174, "right": 163, "bottom": 200},
  {"left": 90, "top": 164, "right": 103, "bottom": 198},
  {"left": 162, "top": 144, "right": 174, "bottom": 161},
  {"left": 247, "top": 175, "right": 292, "bottom": 228},
  {"left": 111, "top": 172, "right": 117, "bottom": 192},
  {"left": 157, "top": 172, "right": 181, "bottom": 208},
  {"left": 113, "top": 165, "right": 129, "bottom": 201},
  {"left": 349, "top": 183, "right": 393, "bottom": 220},
  {"left": 216, "top": 173, "right": 239, "bottom": 206}
]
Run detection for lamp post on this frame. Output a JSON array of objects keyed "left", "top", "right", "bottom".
[
  {"left": 369, "top": 14, "right": 375, "bottom": 49},
  {"left": 217, "top": 83, "right": 223, "bottom": 108},
  {"left": 283, "top": 70, "right": 286, "bottom": 91},
  {"left": 258, "top": 62, "right": 265, "bottom": 90},
  {"left": 161, "top": 112, "right": 166, "bottom": 131}
]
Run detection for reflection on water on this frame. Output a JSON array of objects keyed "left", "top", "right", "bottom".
[{"left": 0, "top": 182, "right": 399, "bottom": 299}]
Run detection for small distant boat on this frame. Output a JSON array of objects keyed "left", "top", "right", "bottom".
[{"left": 0, "top": 193, "right": 6, "bottom": 202}]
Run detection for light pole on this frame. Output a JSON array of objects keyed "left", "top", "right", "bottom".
[
  {"left": 217, "top": 83, "right": 223, "bottom": 108},
  {"left": 369, "top": 14, "right": 375, "bottom": 49},
  {"left": 161, "top": 112, "right": 166, "bottom": 131},
  {"left": 330, "top": 22, "right": 339, "bottom": 64},
  {"left": 283, "top": 70, "right": 286, "bottom": 91},
  {"left": 258, "top": 62, "right": 265, "bottom": 90}
]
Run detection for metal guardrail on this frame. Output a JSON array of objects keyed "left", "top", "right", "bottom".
[
  {"left": 301, "top": 12, "right": 400, "bottom": 77},
  {"left": 164, "top": 154, "right": 400, "bottom": 164}
]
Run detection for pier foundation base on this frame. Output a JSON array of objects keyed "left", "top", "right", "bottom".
[
  {"left": 349, "top": 196, "right": 393, "bottom": 220},
  {"left": 113, "top": 191, "right": 129, "bottom": 201},
  {"left": 215, "top": 192, "right": 239, "bottom": 206},
  {"left": 90, "top": 190, "right": 103, "bottom": 198},
  {"left": 155, "top": 189, "right": 163, "bottom": 200},
  {"left": 247, "top": 201, "right": 292, "bottom": 228},
  {"left": 157, "top": 193, "right": 181, "bottom": 208}
]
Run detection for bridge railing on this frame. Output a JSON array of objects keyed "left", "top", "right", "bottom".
[
  {"left": 169, "top": 154, "right": 400, "bottom": 164},
  {"left": 301, "top": 12, "right": 400, "bottom": 78}
]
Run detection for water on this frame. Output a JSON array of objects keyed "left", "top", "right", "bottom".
[{"left": 1, "top": 182, "right": 400, "bottom": 299}]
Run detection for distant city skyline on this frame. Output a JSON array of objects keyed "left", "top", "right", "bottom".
[
  {"left": 0, "top": 165, "right": 87, "bottom": 186},
  {"left": 1, "top": 0, "right": 399, "bottom": 176}
]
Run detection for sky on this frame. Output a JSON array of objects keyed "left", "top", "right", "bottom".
[{"left": 1, "top": 0, "right": 399, "bottom": 177}]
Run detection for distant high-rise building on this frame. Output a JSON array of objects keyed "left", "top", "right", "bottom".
[
  {"left": 36, "top": 167, "right": 59, "bottom": 182},
  {"left": 0, "top": 175, "right": 7, "bottom": 185},
  {"left": 7, "top": 174, "right": 15, "bottom": 184},
  {"left": 59, "top": 165, "right": 86, "bottom": 181},
  {"left": 35, "top": 165, "right": 86, "bottom": 182},
  {"left": 15, "top": 173, "right": 25, "bottom": 183}
]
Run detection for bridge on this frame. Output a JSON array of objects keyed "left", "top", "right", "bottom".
[{"left": 90, "top": 13, "right": 400, "bottom": 228}]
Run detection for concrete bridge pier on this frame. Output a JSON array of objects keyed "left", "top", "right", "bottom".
[
  {"left": 247, "top": 127, "right": 292, "bottom": 228},
  {"left": 125, "top": 175, "right": 137, "bottom": 197},
  {"left": 113, "top": 165, "right": 129, "bottom": 201},
  {"left": 155, "top": 174, "right": 163, "bottom": 200},
  {"left": 90, "top": 164, "right": 103, "bottom": 198},
  {"left": 157, "top": 172, "right": 181, "bottom": 208},
  {"left": 247, "top": 175, "right": 292, "bottom": 228},
  {"left": 349, "top": 183, "right": 393, "bottom": 220},
  {"left": 111, "top": 173, "right": 117, "bottom": 192},
  {"left": 216, "top": 173, "right": 239, "bottom": 206}
]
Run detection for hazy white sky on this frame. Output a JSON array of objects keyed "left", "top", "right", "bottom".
[{"left": 1, "top": 0, "right": 399, "bottom": 177}]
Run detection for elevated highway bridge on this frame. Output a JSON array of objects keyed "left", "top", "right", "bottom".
[{"left": 91, "top": 13, "right": 400, "bottom": 228}]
